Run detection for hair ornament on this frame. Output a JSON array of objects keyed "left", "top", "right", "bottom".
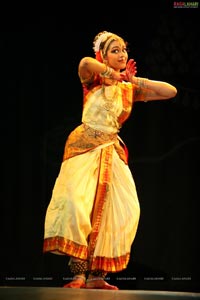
[
  {"left": 95, "top": 51, "right": 103, "bottom": 62},
  {"left": 93, "top": 31, "right": 113, "bottom": 53}
]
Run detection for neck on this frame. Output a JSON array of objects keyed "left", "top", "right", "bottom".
[{"left": 102, "top": 78, "right": 118, "bottom": 86}]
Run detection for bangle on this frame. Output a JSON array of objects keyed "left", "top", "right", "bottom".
[
  {"left": 100, "top": 65, "right": 114, "bottom": 78},
  {"left": 136, "top": 77, "right": 148, "bottom": 88}
]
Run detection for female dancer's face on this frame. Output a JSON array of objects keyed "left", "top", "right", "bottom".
[{"left": 104, "top": 40, "right": 128, "bottom": 71}]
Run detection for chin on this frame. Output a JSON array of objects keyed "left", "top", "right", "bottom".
[{"left": 119, "top": 62, "right": 126, "bottom": 69}]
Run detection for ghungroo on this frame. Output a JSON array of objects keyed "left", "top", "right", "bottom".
[
  {"left": 90, "top": 270, "right": 107, "bottom": 279},
  {"left": 69, "top": 259, "right": 88, "bottom": 275}
]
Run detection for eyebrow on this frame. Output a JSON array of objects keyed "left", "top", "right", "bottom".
[{"left": 110, "top": 45, "right": 126, "bottom": 50}]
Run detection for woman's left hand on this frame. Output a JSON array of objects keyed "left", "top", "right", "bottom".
[{"left": 122, "top": 59, "right": 137, "bottom": 81}]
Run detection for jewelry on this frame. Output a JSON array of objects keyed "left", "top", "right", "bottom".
[
  {"left": 69, "top": 260, "right": 88, "bottom": 275},
  {"left": 83, "top": 124, "right": 117, "bottom": 141},
  {"left": 93, "top": 31, "right": 113, "bottom": 53},
  {"left": 100, "top": 66, "right": 114, "bottom": 78},
  {"left": 93, "top": 31, "right": 123, "bottom": 59},
  {"left": 136, "top": 77, "right": 148, "bottom": 88},
  {"left": 102, "top": 83, "right": 119, "bottom": 111},
  {"left": 73, "top": 275, "right": 86, "bottom": 282},
  {"left": 90, "top": 270, "right": 107, "bottom": 278}
]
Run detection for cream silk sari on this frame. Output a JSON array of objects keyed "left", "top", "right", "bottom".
[{"left": 43, "top": 81, "right": 141, "bottom": 272}]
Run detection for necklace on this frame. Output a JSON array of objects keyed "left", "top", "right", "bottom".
[{"left": 102, "top": 82, "right": 119, "bottom": 111}]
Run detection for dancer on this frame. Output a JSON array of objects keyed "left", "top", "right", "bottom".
[{"left": 43, "top": 30, "right": 177, "bottom": 289}]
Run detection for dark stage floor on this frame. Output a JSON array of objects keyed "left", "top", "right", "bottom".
[{"left": 0, "top": 287, "right": 199, "bottom": 300}]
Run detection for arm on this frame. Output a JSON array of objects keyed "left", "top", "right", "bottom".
[
  {"left": 125, "top": 59, "right": 177, "bottom": 101},
  {"left": 131, "top": 76, "right": 178, "bottom": 101},
  {"left": 78, "top": 57, "right": 124, "bottom": 82}
]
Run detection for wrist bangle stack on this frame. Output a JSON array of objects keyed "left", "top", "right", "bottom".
[
  {"left": 136, "top": 77, "right": 148, "bottom": 88},
  {"left": 100, "top": 65, "right": 114, "bottom": 78}
]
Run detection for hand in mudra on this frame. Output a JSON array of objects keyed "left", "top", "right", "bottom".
[
  {"left": 122, "top": 58, "right": 137, "bottom": 82},
  {"left": 108, "top": 59, "right": 137, "bottom": 82}
]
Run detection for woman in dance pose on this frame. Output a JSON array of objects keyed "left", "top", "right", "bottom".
[{"left": 43, "top": 30, "right": 177, "bottom": 290}]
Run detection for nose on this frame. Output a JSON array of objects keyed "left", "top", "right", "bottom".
[
  {"left": 119, "top": 54, "right": 126, "bottom": 61},
  {"left": 119, "top": 51, "right": 127, "bottom": 59}
]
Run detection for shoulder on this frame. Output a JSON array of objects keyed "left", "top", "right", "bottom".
[{"left": 119, "top": 81, "right": 136, "bottom": 92}]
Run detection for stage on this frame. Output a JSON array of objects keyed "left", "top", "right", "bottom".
[{"left": 0, "top": 287, "right": 199, "bottom": 300}]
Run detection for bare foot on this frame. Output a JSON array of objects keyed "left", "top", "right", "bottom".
[
  {"left": 86, "top": 278, "right": 118, "bottom": 290},
  {"left": 63, "top": 276, "right": 86, "bottom": 288}
]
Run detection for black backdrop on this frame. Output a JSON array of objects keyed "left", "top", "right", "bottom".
[{"left": 1, "top": 5, "right": 200, "bottom": 293}]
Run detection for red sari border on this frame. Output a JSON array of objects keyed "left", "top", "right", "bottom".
[
  {"left": 90, "top": 253, "right": 131, "bottom": 272},
  {"left": 88, "top": 146, "right": 113, "bottom": 260},
  {"left": 43, "top": 236, "right": 88, "bottom": 260}
]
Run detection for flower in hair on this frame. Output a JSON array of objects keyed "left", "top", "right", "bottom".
[
  {"left": 95, "top": 51, "right": 103, "bottom": 62},
  {"left": 93, "top": 31, "right": 113, "bottom": 53}
]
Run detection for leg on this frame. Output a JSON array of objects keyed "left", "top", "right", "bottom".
[
  {"left": 86, "top": 270, "right": 118, "bottom": 290},
  {"left": 63, "top": 258, "right": 88, "bottom": 288}
]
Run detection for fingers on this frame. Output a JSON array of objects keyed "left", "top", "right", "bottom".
[
  {"left": 126, "top": 59, "right": 135, "bottom": 69},
  {"left": 126, "top": 59, "right": 137, "bottom": 79},
  {"left": 127, "top": 58, "right": 136, "bottom": 67},
  {"left": 126, "top": 59, "right": 137, "bottom": 73},
  {"left": 133, "top": 67, "right": 137, "bottom": 75}
]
